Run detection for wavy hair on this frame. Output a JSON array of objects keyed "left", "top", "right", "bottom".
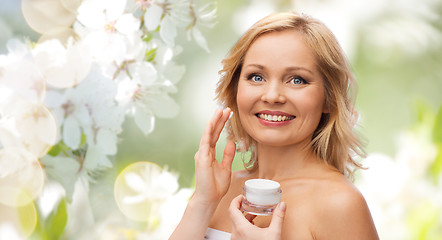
[{"left": 215, "top": 12, "right": 365, "bottom": 178}]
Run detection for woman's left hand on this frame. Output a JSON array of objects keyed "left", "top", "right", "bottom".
[{"left": 229, "top": 195, "right": 286, "bottom": 240}]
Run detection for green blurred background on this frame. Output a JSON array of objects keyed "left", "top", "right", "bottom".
[{"left": 1, "top": 0, "right": 442, "bottom": 239}]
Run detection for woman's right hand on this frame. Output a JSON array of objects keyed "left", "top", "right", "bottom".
[{"left": 192, "top": 108, "right": 236, "bottom": 206}]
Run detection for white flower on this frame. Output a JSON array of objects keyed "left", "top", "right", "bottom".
[
  {"left": 0, "top": 154, "right": 45, "bottom": 207},
  {"left": 114, "top": 39, "right": 181, "bottom": 134},
  {"left": 76, "top": 0, "right": 142, "bottom": 65},
  {"left": 144, "top": 0, "right": 192, "bottom": 47},
  {"left": 101, "top": 31, "right": 149, "bottom": 81},
  {"left": 32, "top": 38, "right": 92, "bottom": 88},
  {"left": 0, "top": 94, "right": 57, "bottom": 158},
  {"left": 0, "top": 39, "right": 45, "bottom": 103},
  {"left": 45, "top": 88, "right": 91, "bottom": 150},
  {"left": 1, "top": 0, "right": 216, "bottom": 237},
  {"left": 45, "top": 66, "right": 124, "bottom": 171},
  {"left": 114, "top": 162, "right": 180, "bottom": 223},
  {"left": 77, "top": 0, "right": 135, "bottom": 33},
  {"left": 186, "top": 2, "right": 217, "bottom": 52}
]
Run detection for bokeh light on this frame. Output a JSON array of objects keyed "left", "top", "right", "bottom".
[
  {"left": 21, "top": 0, "right": 76, "bottom": 34},
  {"left": 0, "top": 160, "right": 45, "bottom": 207},
  {"left": 0, "top": 198, "right": 37, "bottom": 239},
  {"left": 114, "top": 161, "right": 178, "bottom": 222}
]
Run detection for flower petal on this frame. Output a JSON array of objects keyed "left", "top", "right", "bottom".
[
  {"left": 144, "top": 4, "right": 163, "bottom": 31},
  {"left": 63, "top": 115, "right": 81, "bottom": 150},
  {"left": 163, "top": 61, "right": 185, "bottom": 84},
  {"left": 22, "top": 0, "right": 77, "bottom": 34},
  {"left": 136, "top": 62, "right": 157, "bottom": 86},
  {"left": 191, "top": 27, "right": 210, "bottom": 52},
  {"left": 151, "top": 94, "right": 179, "bottom": 119},
  {"left": 159, "top": 16, "right": 177, "bottom": 47},
  {"left": 104, "top": 0, "right": 127, "bottom": 21},
  {"left": 96, "top": 129, "right": 117, "bottom": 155},
  {"left": 123, "top": 194, "right": 147, "bottom": 205},
  {"left": 115, "top": 13, "right": 141, "bottom": 35},
  {"left": 40, "top": 155, "right": 80, "bottom": 202},
  {"left": 83, "top": 145, "right": 112, "bottom": 170},
  {"left": 45, "top": 41, "right": 92, "bottom": 88},
  {"left": 76, "top": 0, "right": 106, "bottom": 29},
  {"left": 124, "top": 172, "right": 147, "bottom": 193},
  {"left": 134, "top": 107, "right": 155, "bottom": 135}
]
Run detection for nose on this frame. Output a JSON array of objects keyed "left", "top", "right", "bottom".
[{"left": 261, "top": 82, "right": 286, "bottom": 104}]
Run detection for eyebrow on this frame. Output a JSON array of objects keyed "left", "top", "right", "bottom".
[{"left": 244, "top": 64, "right": 314, "bottom": 74}]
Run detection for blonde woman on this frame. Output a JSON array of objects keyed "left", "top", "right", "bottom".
[{"left": 170, "top": 12, "right": 379, "bottom": 240}]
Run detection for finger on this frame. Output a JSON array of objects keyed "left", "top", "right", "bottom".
[
  {"left": 194, "top": 151, "right": 199, "bottom": 161},
  {"left": 222, "top": 141, "right": 236, "bottom": 171},
  {"left": 269, "top": 202, "right": 286, "bottom": 233},
  {"left": 197, "top": 109, "right": 223, "bottom": 164},
  {"left": 229, "top": 195, "right": 246, "bottom": 222},
  {"left": 229, "top": 195, "right": 242, "bottom": 211},
  {"left": 210, "top": 108, "right": 231, "bottom": 147},
  {"left": 200, "top": 108, "right": 223, "bottom": 147},
  {"left": 229, "top": 195, "right": 253, "bottom": 226}
]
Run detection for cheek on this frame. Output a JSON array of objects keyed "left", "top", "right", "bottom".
[
  {"left": 236, "top": 83, "right": 259, "bottom": 137},
  {"left": 236, "top": 82, "right": 254, "bottom": 113},
  {"left": 295, "top": 88, "right": 326, "bottom": 116}
]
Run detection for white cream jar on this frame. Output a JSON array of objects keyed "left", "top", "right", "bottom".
[{"left": 241, "top": 179, "right": 282, "bottom": 216}]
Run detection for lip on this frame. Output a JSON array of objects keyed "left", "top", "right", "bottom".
[{"left": 255, "top": 110, "right": 296, "bottom": 127}]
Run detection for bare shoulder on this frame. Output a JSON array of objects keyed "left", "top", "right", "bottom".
[{"left": 308, "top": 174, "right": 379, "bottom": 239}]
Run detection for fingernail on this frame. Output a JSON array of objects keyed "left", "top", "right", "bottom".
[{"left": 229, "top": 110, "right": 233, "bottom": 119}]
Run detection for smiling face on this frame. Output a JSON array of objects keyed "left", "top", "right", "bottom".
[{"left": 236, "top": 30, "right": 327, "bottom": 148}]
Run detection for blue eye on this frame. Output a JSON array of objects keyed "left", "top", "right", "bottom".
[
  {"left": 291, "top": 77, "right": 306, "bottom": 85},
  {"left": 248, "top": 74, "right": 263, "bottom": 82}
]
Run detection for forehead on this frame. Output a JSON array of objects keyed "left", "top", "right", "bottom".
[{"left": 243, "top": 30, "right": 318, "bottom": 71}]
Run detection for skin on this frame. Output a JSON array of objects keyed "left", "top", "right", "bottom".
[{"left": 170, "top": 30, "right": 379, "bottom": 240}]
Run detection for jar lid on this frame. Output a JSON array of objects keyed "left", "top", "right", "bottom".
[{"left": 244, "top": 179, "right": 280, "bottom": 194}]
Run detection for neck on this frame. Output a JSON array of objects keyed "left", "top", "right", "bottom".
[{"left": 254, "top": 142, "right": 322, "bottom": 181}]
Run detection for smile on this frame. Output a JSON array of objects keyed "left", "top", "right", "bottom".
[{"left": 256, "top": 113, "right": 296, "bottom": 122}]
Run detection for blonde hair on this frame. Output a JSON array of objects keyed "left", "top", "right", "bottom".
[{"left": 215, "top": 12, "right": 365, "bottom": 177}]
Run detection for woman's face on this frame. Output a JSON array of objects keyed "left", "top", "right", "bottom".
[{"left": 236, "top": 30, "right": 327, "bottom": 148}]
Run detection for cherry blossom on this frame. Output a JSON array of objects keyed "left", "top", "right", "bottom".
[{"left": 1, "top": 0, "right": 216, "bottom": 237}]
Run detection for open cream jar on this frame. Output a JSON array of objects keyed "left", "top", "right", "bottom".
[{"left": 241, "top": 179, "right": 282, "bottom": 216}]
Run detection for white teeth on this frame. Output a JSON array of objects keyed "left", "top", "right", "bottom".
[{"left": 258, "top": 114, "right": 294, "bottom": 122}]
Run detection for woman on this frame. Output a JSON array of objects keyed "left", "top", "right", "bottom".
[{"left": 170, "top": 12, "right": 379, "bottom": 239}]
